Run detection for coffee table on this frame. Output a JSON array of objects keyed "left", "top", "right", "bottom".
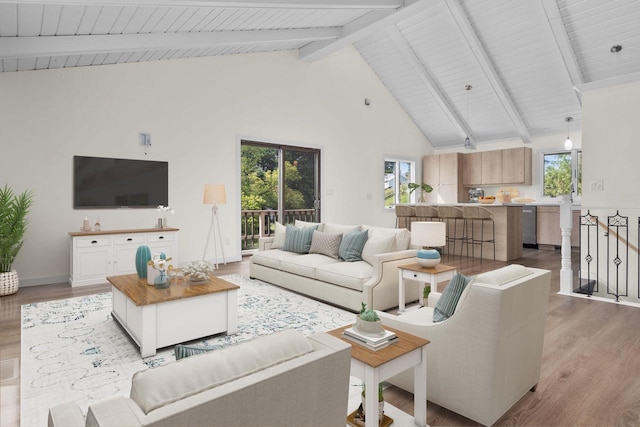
[
  {"left": 108, "top": 273, "right": 239, "bottom": 357},
  {"left": 328, "top": 325, "right": 430, "bottom": 427}
]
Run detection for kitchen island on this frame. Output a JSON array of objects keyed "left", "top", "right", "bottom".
[{"left": 397, "top": 203, "right": 523, "bottom": 261}]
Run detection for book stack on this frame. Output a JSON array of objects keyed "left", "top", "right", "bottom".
[{"left": 342, "top": 327, "right": 398, "bottom": 351}]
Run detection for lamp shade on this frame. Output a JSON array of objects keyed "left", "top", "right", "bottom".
[
  {"left": 411, "top": 221, "right": 446, "bottom": 248},
  {"left": 203, "top": 184, "right": 227, "bottom": 205}
]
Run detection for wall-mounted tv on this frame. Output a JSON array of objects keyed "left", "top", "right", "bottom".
[{"left": 73, "top": 156, "right": 168, "bottom": 209}]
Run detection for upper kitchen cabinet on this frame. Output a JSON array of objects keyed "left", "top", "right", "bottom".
[
  {"left": 462, "top": 152, "right": 482, "bottom": 186},
  {"left": 481, "top": 150, "right": 503, "bottom": 185},
  {"left": 422, "top": 153, "right": 466, "bottom": 203},
  {"left": 502, "top": 147, "right": 532, "bottom": 185},
  {"left": 463, "top": 147, "right": 532, "bottom": 187}
]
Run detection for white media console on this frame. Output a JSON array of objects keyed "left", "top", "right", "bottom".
[{"left": 68, "top": 228, "right": 179, "bottom": 287}]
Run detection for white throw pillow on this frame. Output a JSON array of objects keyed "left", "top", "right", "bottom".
[
  {"left": 294, "top": 220, "right": 323, "bottom": 231},
  {"left": 361, "top": 235, "right": 395, "bottom": 266},
  {"left": 474, "top": 264, "right": 532, "bottom": 286},
  {"left": 271, "top": 222, "right": 286, "bottom": 249}
]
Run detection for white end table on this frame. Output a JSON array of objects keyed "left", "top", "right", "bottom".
[
  {"left": 328, "top": 325, "right": 430, "bottom": 427},
  {"left": 398, "top": 263, "right": 457, "bottom": 312}
]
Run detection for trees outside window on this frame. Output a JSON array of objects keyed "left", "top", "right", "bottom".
[
  {"left": 384, "top": 159, "right": 415, "bottom": 208},
  {"left": 542, "top": 150, "right": 581, "bottom": 199}
]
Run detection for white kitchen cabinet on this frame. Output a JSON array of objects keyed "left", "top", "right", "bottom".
[{"left": 69, "top": 228, "right": 179, "bottom": 287}]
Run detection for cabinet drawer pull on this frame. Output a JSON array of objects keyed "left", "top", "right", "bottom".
[
  {"left": 91, "top": 240, "right": 98, "bottom": 244},
  {"left": 126, "top": 238, "right": 133, "bottom": 241},
  {"left": 413, "top": 274, "right": 418, "bottom": 278},
  {"left": 158, "top": 236, "right": 164, "bottom": 240}
]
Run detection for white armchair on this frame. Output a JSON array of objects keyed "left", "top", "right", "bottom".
[{"left": 377, "top": 265, "right": 551, "bottom": 426}]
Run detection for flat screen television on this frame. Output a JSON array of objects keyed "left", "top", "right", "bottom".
[{"left": 73, "top": 156, "right": 168, "bottom": 209}]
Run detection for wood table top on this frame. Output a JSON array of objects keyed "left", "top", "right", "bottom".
[
  {"left": 107, "top": 273, "right": 239, "bottom": 307},
  {"left": 397, "top": 263, "right": 457, "bottom": 274},
  {"left": 327, "top": 325, "right": 429, "bottom": 368}
]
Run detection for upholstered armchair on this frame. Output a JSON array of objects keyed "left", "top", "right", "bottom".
[{"left": 377, "top": 265, "right": 551, "bottom": 426}]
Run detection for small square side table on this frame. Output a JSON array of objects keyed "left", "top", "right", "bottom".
[
  {"left": 398, "top": 263, "right": 457, "bottom": 312},
  {"left": 327, "top": 325, "right": 430, "bottom": 427}
]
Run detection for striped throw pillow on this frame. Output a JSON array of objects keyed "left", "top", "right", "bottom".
[
  {"left": 282, "top": 224, "right": 318, "bottom": 253},
  {"left": 433, "top": 273, "right": 472, "bottom": 323}
]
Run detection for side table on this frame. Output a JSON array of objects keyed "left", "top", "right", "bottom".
[
  {"left": 327, "top": 325, "right": 430, "bottom": 427},
  {"left": 398, "top": 263, "right": 457, "bottom": 312}
]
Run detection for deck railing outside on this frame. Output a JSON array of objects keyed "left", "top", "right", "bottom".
[{"left": 241, "top": 209, "right": 316, "bottom": 251}]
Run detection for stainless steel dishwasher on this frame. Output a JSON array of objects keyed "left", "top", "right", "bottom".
[{"left": 522, "top": 205, "right": 537, "bottom": 248}]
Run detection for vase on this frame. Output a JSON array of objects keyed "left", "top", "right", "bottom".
[
  {"left": 0, "top": 270, "right": 19, "bottom": 296},
  {"left": 154, "top": 272, "right": 169, "bottom": 289},
  {"left": 355, "top": 317, "right": 384, "bottom": 335},
  {"left": 188, "top": 275, "right": 208, "bottom": 283}
]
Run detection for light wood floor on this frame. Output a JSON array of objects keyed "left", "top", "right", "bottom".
[{"left": 2, "top": 249, "right": 639, "bottom": 426}]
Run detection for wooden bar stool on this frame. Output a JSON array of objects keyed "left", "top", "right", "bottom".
[
  {"left": 437, "top": 206, "right": 466, "bottom": 256},
  {"left": 415, "top": 205, "right": 439, "bottom": 222},
  {"left": 395, "top": 205, "right": 416, "bottom": 230},
  {"left": 462, "top": 205, "right": 496, "bottom": 260}
]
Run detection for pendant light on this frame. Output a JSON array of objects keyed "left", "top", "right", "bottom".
[
  {"left": 564, "top": 117, "right": 573, "bottom": 150},
  {"left": 464, "top": 84, "right": 472, "bottom": 149}
]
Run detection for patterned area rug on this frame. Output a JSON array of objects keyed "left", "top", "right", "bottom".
[{"left": 21, "top": 275, "right": 355, "bottom": 427}]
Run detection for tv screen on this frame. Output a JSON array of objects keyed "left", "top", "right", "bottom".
[{"left": 73, "top": 156, "right": 168, "bottom": 209}]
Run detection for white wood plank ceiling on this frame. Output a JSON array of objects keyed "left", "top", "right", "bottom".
[{"left": 1, "top": 0, "right": 639, "bottom": 148}]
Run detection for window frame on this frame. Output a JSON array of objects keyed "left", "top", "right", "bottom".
[
  {"left": 539, "top": 148, "right": 582, "bottom": 202},
  {"left": 384, "top": 158, "right": 416, "bottom": 210}
]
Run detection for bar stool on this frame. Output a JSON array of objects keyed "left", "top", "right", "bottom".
[
  {"left": 437, "top": 206, "right": 466, "bottom": 256},
  {"left": 462, "top": 206, "right": 496, "bottom": 261},
  {"left": 395, "top": 205, "right": 416, "bottom": 230},
  {"left": 415, "top": 205, "right": 439, "bottom": 222}
]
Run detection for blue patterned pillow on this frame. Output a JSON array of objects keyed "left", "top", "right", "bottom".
[
  {"left": 433, "top": 273, "right": 472, "bottom": 323},
  {"left": 174, "top": 344, "right": 214, "bottom": 360},
  {"left": 338, "top": 230, "right": 369, "bottom": 262},
  {"left": 282, "top": 224, "right": 317, "bottom": 254}
]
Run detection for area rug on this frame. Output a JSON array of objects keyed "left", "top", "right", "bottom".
[{"left": 21, "top": 274, "right": 356, "bottom": 427}]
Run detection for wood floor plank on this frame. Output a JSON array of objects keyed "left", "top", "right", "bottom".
[{"left": 2, "top": 250, "right": 640, "bottom": 426}]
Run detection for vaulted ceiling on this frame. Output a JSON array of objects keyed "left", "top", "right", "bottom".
[{"left": 1, "top": 0, "right": 639, "bottom": 148}]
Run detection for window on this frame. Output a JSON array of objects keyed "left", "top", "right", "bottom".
[
  {"left": 384, "top": 159, "right": 415, "bottom": 208},
  {"left": 541, "top": 149, "right": 581, "bottom": 199}
]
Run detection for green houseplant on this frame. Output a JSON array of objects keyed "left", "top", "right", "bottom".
[
  {"left": 356, "top": 302, "right": 383, "bottom": 335},
  {"left": 407, "top": 182, "right": 433, "bottom": 203},
  {"left": 0, "top": 185, "right": 34, "bottom": 296}
]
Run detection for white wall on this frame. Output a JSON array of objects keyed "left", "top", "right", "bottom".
[{"left": 0, "top": 47, "right": 431, "bottom": 286}]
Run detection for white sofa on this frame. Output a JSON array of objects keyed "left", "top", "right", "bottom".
[
  {"left": 249, "top": 221, "right": 419, "bottom": 312},
  {"left": 377, "top": 265, "right": 551, "bottom": 426},
  {"left": 48, "top": 330, "right": 351, "bottom": 427}
]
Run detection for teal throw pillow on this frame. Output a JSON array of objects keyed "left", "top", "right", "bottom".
[
  {"left": 282, "top": 224, "right": 317, "bottom": 254},
  {"left": 433, "top": 273, "right": 472, "bottom": 323},
  {"left": 338, "top": 230, "right": 369, "bottom": 262}
]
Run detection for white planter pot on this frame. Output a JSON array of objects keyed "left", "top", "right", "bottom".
[
  {"left": 0, "top": 270, "right": 19, "bottom": 296},
  {"left": 355, "top": 317, "right": 384, "bottom": 335}
]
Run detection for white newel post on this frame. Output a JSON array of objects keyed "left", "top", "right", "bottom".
[{"left": 559, "top": 196, "right": 573, "bottom": 295}]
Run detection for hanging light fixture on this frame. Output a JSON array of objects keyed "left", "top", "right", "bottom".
[
  {"left": 564, "top": 117, "right": 573, "bottom": 150},
  {"left": 464, "top": 84, "right": 472, "bottom": 149}
]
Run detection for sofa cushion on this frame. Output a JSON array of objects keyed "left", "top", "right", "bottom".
[
  {"left": 251, "top": 249, "right": 301, "bottom": 270},
  {"left": 474, "top": 264, "right": 532, "bottom": 286},
  {"left": 363, "top": 225, "right": 411, "bottom": 251},
  {"left": 361, "top": 235, "right": 395, "bottom": 266},
  {"left": 283, "top": 224, "right": 318, "bottom": 254},
  {"left": 338, "top": 230, "right": 369, "bottom": 262},
  {"left": 322, "top": 223, "right": 360, "bottom": 235},
  {"left": 271, "top": 221, "right": 286, "bottom": 249},
  {"left": 433, "top": 273, "right": 472, "bottom": 323},
  {"left": 309, "top": 230, "right": 343, "bottom": 259},
  {"left": 280, "top": 253, "right": 340, "bottom": 278},
  {"left": 316, "top": 261, "right": 373, "bottom": 291},
  {"left": 130, "top": 329, "right": 314, "bottom": 415}
]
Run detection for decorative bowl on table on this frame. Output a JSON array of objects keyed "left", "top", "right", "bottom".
[{"left": 478, "top": 196, "right": 496, "bottom": 204}]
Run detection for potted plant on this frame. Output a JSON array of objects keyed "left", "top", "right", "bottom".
[
  {"left": 356, "top": 302, "right": 383, "bottom": 335},
  {"left": 407, "top": 182, "right": 433, "bottom": 203},
  {"left": 422, "top": 285, "right": 431, "bottom": 306},
  {"left": 359, "top": 382, "right": 385, "bottom": 422},
  {"left": 0, "top": 185, "right": 34, "bottom": 296}
]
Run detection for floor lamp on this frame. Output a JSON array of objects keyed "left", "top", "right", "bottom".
[{"left": 203, "top": 184, "right": 227, "bottom": 268}]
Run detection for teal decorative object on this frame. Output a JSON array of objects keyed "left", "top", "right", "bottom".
[
  {"left": 154, "top": 272, "right": 169, "bottom": 289},
  {"left": 135, "top": 245, "right": 152, "bottom": 278}
]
